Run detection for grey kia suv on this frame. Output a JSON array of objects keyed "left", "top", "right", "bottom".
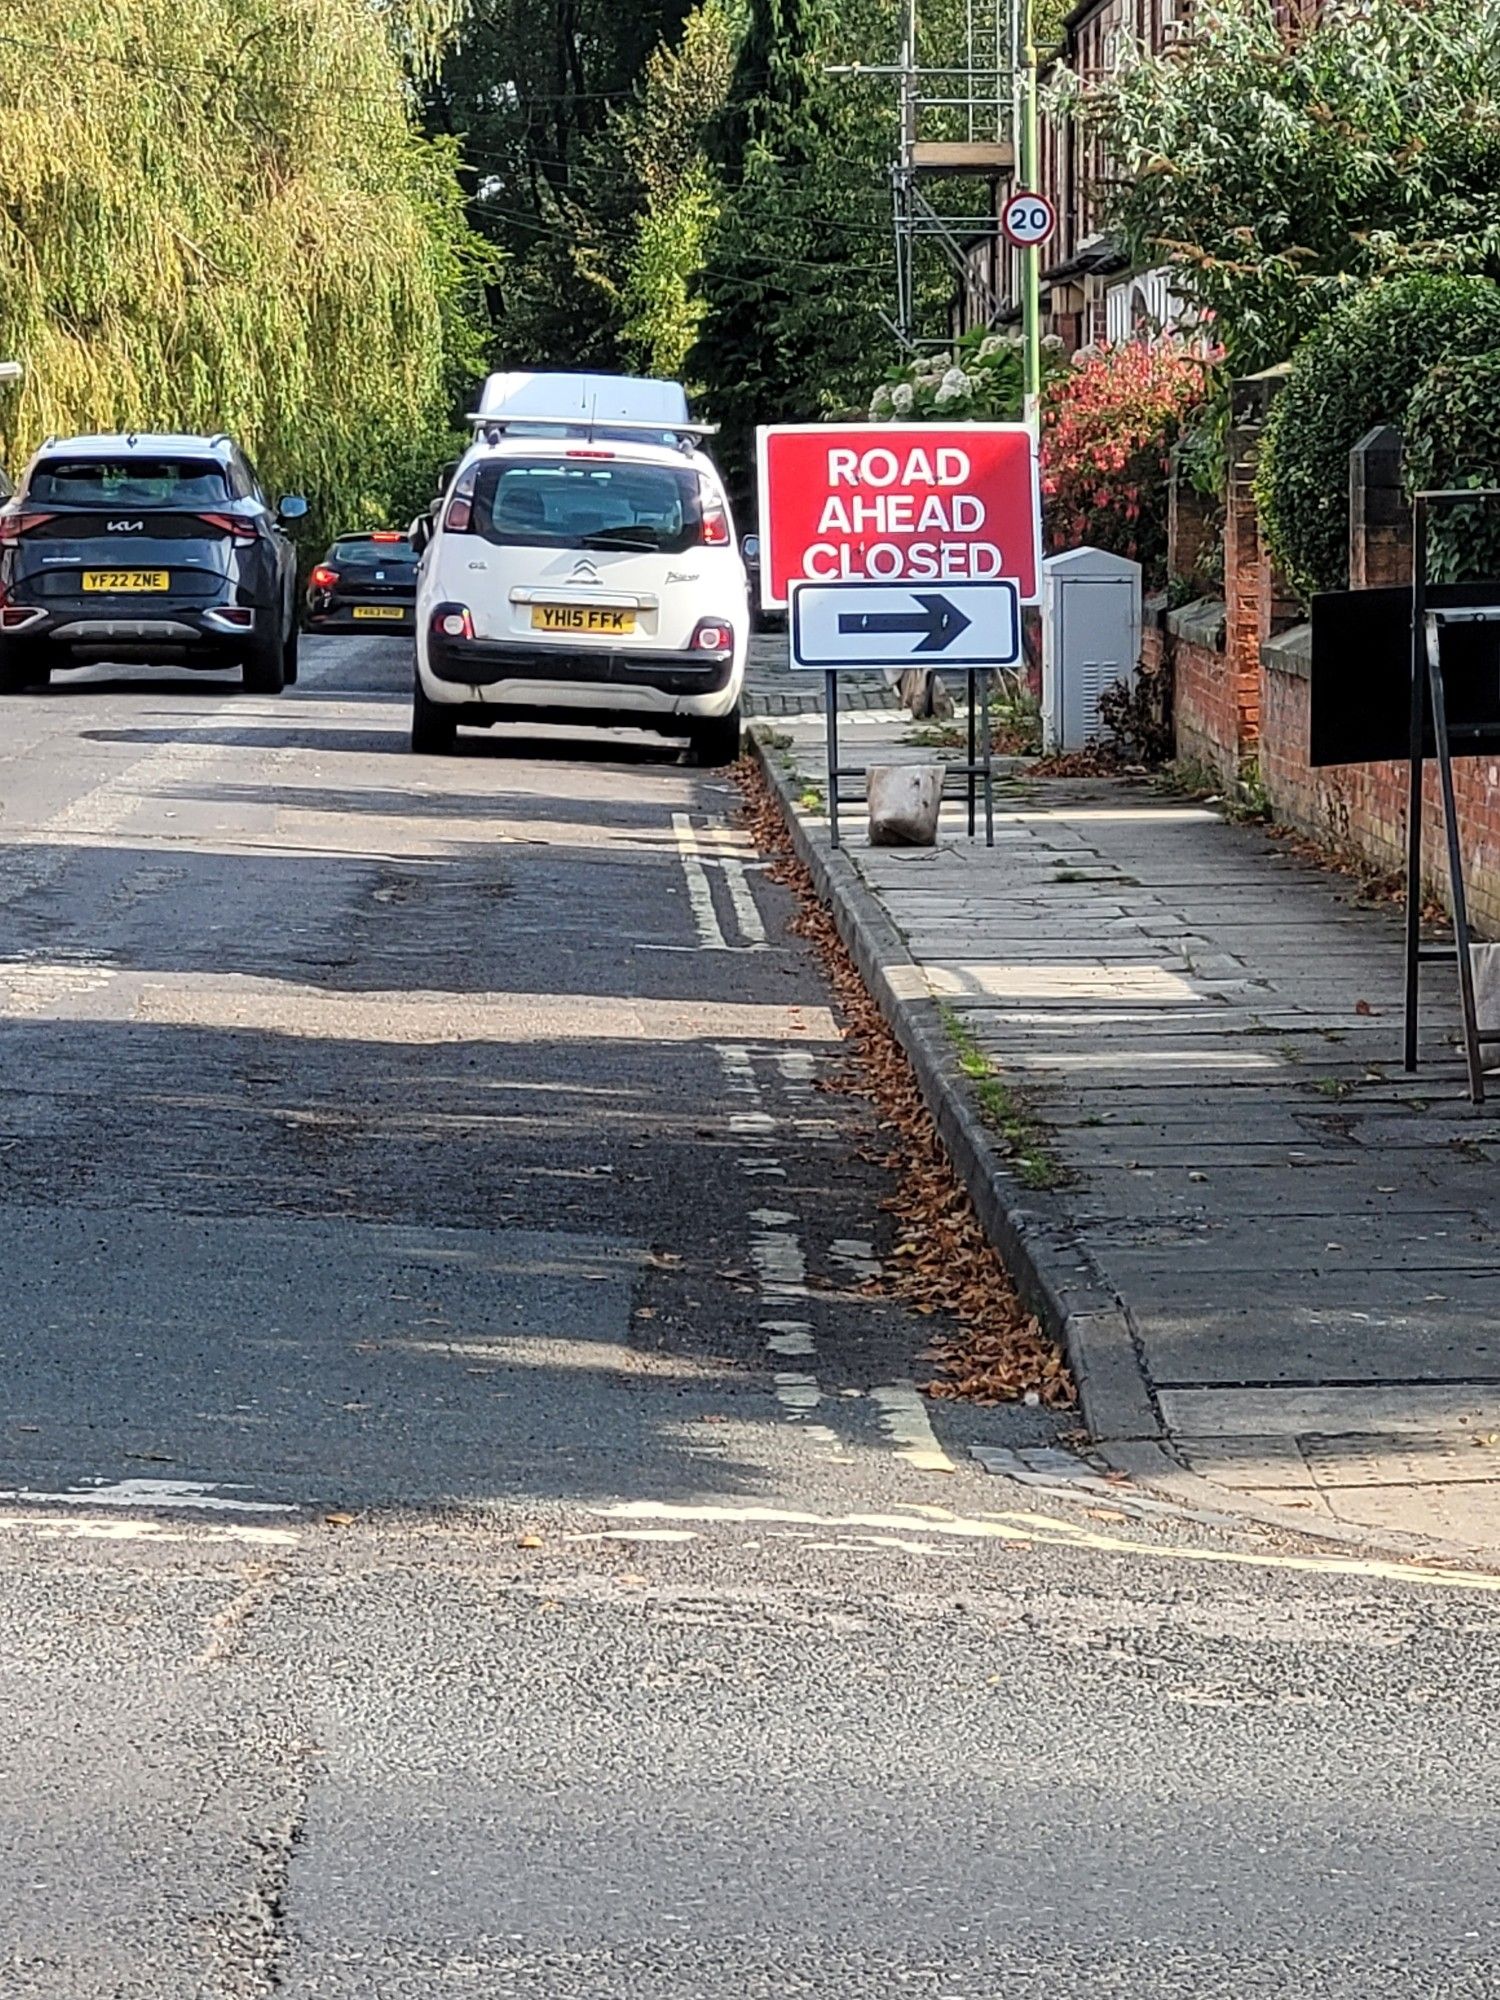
[{"left": 0, "top": 432, "right": 306, "bottom": 692}]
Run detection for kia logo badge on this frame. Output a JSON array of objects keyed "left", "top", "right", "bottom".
[{"left": 106, "top": 519, "right": 144, "bottom": 532}]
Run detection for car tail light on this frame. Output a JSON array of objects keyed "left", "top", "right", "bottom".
[
  {"left": 443, "top": 471, "right": 477, "bottom": 534},
  {"left": 196, "top": 512, "right": 260, "bottom": 543},
  {"left": 370, "top": 530, "right": 404, "bottom": 542},
  {"left": 698, "top": 491, "right": 732, "bottom": 546},
  {"left": 0, "top": 605, "right": 43, "bottom": 628},
  {"left": 566, "top": 448, "right": 615, "bottom": 460},
  {"left": 689, "top": 618, "right": 733, "bottom": 653},
  {"left": 434, "top": 605, "right": 474, "bottom": 640},
  {"left": 0, "top": 511, "right": 56, "bottom": 544},
  {"left": 214, "top": 607, "right": 256, "bottom": 627},
  {"left": 309, "top": 564, "right": 338, "bottom": 589}
]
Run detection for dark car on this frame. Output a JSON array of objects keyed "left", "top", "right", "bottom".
[
  {"left": 304, "top": 531, "right": 418, "bottom": 633},
  {"left": 0, "top": 432, "right": 305, "bottom": 693},
  {"left": 741, "top": 532, "right": 782, "bottom": 633}
]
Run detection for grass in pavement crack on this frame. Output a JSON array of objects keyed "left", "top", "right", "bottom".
[
  {"left": 938, "top": 1006, "right": 1070, "bottom": 1193},
  {"left": 734, "top": 754, "right": 1073, "bottom": 1410}
]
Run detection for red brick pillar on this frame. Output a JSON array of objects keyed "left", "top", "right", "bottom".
[
  {"left": 1349, "top": 425, "right": 1411, "bottom": 589},
  {"left": 1224, "top": 367, "right": 1292, "bottom": 760},
  {"left": 1167, "top": 449, "right": 1216, "bottom": 594}
]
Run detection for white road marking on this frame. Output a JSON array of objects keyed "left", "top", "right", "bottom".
[
  {"left": 594, "top": 1500, "right": 1500, "bottom": 1593},
  {"left": 761, "top": 1318, "right": 815, "bottom": 1357},
  {"left": 672, "top": 812, "right": 729, "bottom": 950},
  {"left": 869, "top": 1384, "right": 956, "bottom": 1474},
  {"left": 0, "top": 1512, "right": 298, "bottom": 1546},
  {"left": 774, "top": 1371, "right": 822, "bottom": 1413},
  {"left": 0, "top": 1477, "right": 295, "bottom": 1514},
  {"left": 829, "top": 1236, "right": 879, "bottom": 1283},
  {"left": 707, "top": 824, "right": 768, "bottom": 948},
  {"left": 749, "top": 1221, "right": 808, "bottom": 1298},
  {"left": 776, "top": 1048, "right": 819, "bottom": 1093}
]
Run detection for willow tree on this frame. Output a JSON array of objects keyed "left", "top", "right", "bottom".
[{"left": 0, "top": 0, "right": 491, "bottom": 537}]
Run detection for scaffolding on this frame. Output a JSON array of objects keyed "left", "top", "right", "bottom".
[{"left": 837, "top": 0, "right": 1017, "bottom": 350}]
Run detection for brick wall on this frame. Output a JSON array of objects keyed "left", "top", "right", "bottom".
[{"left": 1260, "top": 638, "right": 1500, "bottom": 936}]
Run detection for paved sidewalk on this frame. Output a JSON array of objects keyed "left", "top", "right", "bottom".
[
  {"left": 743, "top": 632, "right": 898, "bottom": 718},
  {"left": 754, "top": 704, "right": 1500, "bottom": 1554}
]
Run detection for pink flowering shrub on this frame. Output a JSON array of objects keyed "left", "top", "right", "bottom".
[{"left": 1041, "top": 339, "right": 1219, "bottom": 588}]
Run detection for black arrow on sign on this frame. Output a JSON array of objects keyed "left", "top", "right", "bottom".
[{"left": 837, "top": 592, "right": 972, "bottom": 654}]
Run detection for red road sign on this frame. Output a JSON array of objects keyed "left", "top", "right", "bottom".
[
  {"left": 1001, "top": 189, "right": 1056, "bottom": 248},
  {"left": 755, "top": 422, "right": 1041, "bottom": 609}
]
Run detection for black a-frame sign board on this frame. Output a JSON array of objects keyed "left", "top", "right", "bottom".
[{"left": 1309, "top": 489, "right": 1500, "bottom": 1105}]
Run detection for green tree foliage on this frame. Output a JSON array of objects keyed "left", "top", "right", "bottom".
[
  {"left": 1255, "top": 275, "right": 1500, "bottom": 600},
  {"left": 1404, "top": 352, "right": 1500, "bottom": 585},
  {"left": 1059, "top": 0, "right": 1500, "bottom": 375},
  {"left": 612, "top": 5, "right": 736, "bottom": 378},
  {"left": 0, "top": 0, "right": 490, "bottom": 542},
  {"left": 690, "top": 0, "right": 894, "bottom": 496},
  {"left": 425, "top": 0, "right": 720, "bottom": 367}
]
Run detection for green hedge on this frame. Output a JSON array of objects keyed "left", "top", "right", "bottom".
[
  {"left": 1405, "top": 351, "right": 1500, "bottom": 584},
  {"left": 1256, "top": 276, "right": 1500, "bottom": 602}
]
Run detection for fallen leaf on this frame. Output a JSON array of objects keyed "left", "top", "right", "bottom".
[
  {"left": 1355, "top": 999, "right": 1375, "bottom": 1016},
  {"left": 516, "top": 1531, "right": 543, "bottom": 1549},
  {"left": 323, "top": 1511, "right": 356, "bottom": 1528}
]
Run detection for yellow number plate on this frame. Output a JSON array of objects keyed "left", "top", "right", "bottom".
[
  {"left": 530, "top": 604, "right": 635, "bottom": 635},
  {"left": 353, "top": 605, "right": 406, "bottom": 620},
  {"left": 82, "top": 570, "right": 169, "bottom": 593}
]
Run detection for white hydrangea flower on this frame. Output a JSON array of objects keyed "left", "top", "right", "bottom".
[
  {"left": 1042, "top": 333, "right": 1067, "bottom": 353},
  {"left": 934, "top": 366, "right": 971, "bottom": 403},
  {"left": 890, "top": 380, "right": 915, "bottom": 413},
  {"left": 870, "top": 383, "right": 894, "bottom": 416}
]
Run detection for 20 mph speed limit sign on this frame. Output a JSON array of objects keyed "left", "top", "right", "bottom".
[{"left": 1001, "top": 190, "right": 1055, "bottom": 249}]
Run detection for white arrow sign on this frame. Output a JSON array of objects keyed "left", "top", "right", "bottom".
[{"left": 789, "top": 579, "right": 1021, "bottom": 671}]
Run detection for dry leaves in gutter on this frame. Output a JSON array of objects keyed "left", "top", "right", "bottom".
[{"left": 734, "top": 756, "right": 1074, "bottom": 1409}]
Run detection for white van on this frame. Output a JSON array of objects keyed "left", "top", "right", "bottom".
[{"left": 411, "top": 372, "right": 748, "bottom": 762}]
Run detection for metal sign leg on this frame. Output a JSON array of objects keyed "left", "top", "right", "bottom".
[
  {"left": 1403, "top": 508, "right": 1427, "bottom": 1074},
  {"left": 966, "top": 671, "right": 977, "bottom": 838},
  {"left": 1428, "top": 662, "right": 1486, "bottom": 1103},
  {"left": 1403, "top": 747, "right": 1425, "bottom": 1073},
  {"left": 824, "top": 670, "right": 840, "bottom": 850},
  {"left": 980, "top": 670, "right": 994, "bottom": 847}
]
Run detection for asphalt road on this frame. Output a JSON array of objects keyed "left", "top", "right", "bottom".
[{"left": 0, "top": 636, "right": 1496, "bottom": 1998}]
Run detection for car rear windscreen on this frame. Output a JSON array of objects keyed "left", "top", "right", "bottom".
[
  {"left": 470, "top": 459, "right": 702, "bottom": 554},
  {"left": 332, "top": 538, "right": 416, "bottom": 566},
  {"left": 28, "top": 458, "right": 230, "bottom": 506}
]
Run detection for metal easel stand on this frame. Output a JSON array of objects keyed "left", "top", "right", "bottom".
[
  {"left": 1402, "top": 490, "right": 1500, "bottom": 1106},
  {"left": 823, "top": 669, "right": 994, "bottom": 850}
]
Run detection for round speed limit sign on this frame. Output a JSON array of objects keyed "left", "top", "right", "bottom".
[{"left": 1002, "top": 190, "right": 1056, "bottom": 249}]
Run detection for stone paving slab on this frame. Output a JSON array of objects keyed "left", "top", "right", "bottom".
[{"left": 754, "top": 705, "right": 1500, "bottom": 1555}]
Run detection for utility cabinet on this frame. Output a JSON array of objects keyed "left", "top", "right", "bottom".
[{"left": 1040, "top": 547, "right": 1142, "bottom": 753}]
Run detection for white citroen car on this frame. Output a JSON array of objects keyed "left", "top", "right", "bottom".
[{"left": 411, "top": 372, "right": 748, "bottom": 763}]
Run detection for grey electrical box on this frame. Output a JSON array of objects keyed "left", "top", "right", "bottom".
[{"left": 1040, "top": 546, "right": 1142, "bottom": 753}]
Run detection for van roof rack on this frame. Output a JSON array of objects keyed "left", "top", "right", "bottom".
[{"left": 464, "top": 413, "right": 718, "bottom": 451}]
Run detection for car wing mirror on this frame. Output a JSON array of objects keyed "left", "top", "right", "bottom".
[
  {"left": 278, "top": 493, "right": 309, "bottom": 521},
  {"left": 410, "top": 514, "right": 432, "bottom": 554}
]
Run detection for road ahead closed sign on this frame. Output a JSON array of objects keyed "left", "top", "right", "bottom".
[{"left": 756, "top": 421, "right": 1041, "bottom": 609}]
